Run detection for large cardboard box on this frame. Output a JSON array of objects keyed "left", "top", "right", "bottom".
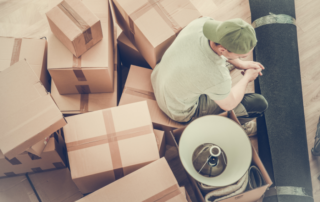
[
  {"left": 46, "top": 0, "right": 103, "bottom": 57},
  {"left": 63, "top": 101, "right": 159, "bottom": 194},
  {"left": 0, "top": 60, "right": 66, "bottom": 160},
  {"left": 51, "top": 71, "right": 118, "bottom": 114},
  {"left": 172, "top": 112, "right": 273, "bottom": 202},
  {"left": 48, "top": 0, "right": 115, "bottom": 95},
  {"left": 112, "top": 0, "right": 201, "bottom": 68},
  {"left": 76, "top": 158, "right": 187, "bottom": 202},
  {"left": 117, "top": 31, "right": 151, "bottom": 68},
  {"left": 0, "top": 168, "right": 83, "bottom": 202},
  {"left": 119, "top": 65, "right": 185, "bottom": 135},
  {"left": 0, "top": 133, "right": 67, "bottom": 178},
  {"left": 0, "top": 37, "right": 50, "bottom": 91}
]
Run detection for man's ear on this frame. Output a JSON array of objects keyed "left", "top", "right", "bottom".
[{"left": 218, "top": 46, "right": 227, "bottom": 54}]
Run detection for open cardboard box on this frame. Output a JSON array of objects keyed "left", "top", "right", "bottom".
[{"left": 170, "top": 111, "right": 273, "bottom": 202}]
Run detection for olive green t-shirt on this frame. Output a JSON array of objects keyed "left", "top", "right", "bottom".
[{"left": 151, "top": 17, "right": 232, "bottom": 122}]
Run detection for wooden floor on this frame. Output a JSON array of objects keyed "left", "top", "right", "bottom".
[{"left": 1, "top": 0, "right": 320, "bottom": 201}]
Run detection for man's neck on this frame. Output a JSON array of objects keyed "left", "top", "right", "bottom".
[{"left": 208, "top": 40, "right": 222, "bottom": 56}]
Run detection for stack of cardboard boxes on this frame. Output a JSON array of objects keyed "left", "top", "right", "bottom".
[{"left": 0, "top": 0, "right": 273, "bottom": 201}]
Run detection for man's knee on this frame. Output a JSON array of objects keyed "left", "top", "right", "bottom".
[{"left": 252, "top": 94, "right": 268, "bottom": 113}]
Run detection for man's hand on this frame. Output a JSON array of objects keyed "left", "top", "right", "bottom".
[
  {"left": 240, "top": 61, "right": 265, "bottom": 71},
  {"left": 241, "top": 68, "right": 262, "bottom": 82}
]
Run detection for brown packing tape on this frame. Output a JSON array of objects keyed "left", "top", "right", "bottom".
[
  {"left": 58, "top": 0, "right": 92, "bottom": 44},
  {"left": 10, "top": 38, "right": 22, "bottom": 66},
  {"left": 66, "top": 125, "right": 152, "bottom": 151},
  {"left": 76, "top": 85, "right": 91, "bottom": 94},
  {"left": 5, "top": 157, "right": 22, "bottom": 165},
  {"left": 103, "top": 110, "right": 124, "bottom": 180},
  {"left": 143, "top": 184, "right": 181, "bottom": 202},
  {"left": 129, "top": 0, "right": 182, "bottom": 36},
  {"left": 72, "top": 55, "right": 88, "bottom": 81},
  {"left": 80, "top": 94, "right": 89, "bottom": 113},
  {"left": 125, "top": 87, "right": 156, "bottom": 101},
  {"left": 4, "top": 172, "right": 16, "bottom": 177}
]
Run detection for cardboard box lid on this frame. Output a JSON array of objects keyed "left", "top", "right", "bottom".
[
  {"left": 0, "top": 175, "right": 38, "bottom": 202},
  {"left": 114, "top": 0, "right": 201, "bottom": 47},
  {"left": 46, "top": 0, "right": 100, "bottom": 41},
  {"left": 63, "top": 101, "right": 159, "bottom": 179},
  {"left": 0, "top": 60, "right": 66, "bottom": 159},
  {"left": 76, "top": 158, "right": 187, "bottom": 202},
  {"left": 48, "top": 1, "right": 113, "bottom": 70},
  {"left": 0, "top": 37, "right": 46, "bottom": 75},
  {"left": 120, "top": 65, "right": 184, "bottom": 128},
  {"left": 29, "top": 168, "right": 83, "bottom": 202},
  {"left": 51, "top": 71, "right": 117, "bottom": 114}
]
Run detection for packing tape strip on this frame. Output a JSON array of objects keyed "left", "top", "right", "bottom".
[
  {"left": 125, "top": 87, "right": 156, "bottom": 101},
  {"left": 103, "top": 109, "right": 124, "bottom": 180},
  {"left": 80, "top": 94, "right": 89, "bottom": 113},
  {"left": 129, "top": 0, "right": 183, "bottom": 36},
  {"left": 75, "top": 85, "right": 91, "bottom": 94},
  {"left": 264, "top": 186, "right": 313, "bottom": 199},
  {"left": 10, "top": 38, "right": 22, "bottom": 66},
  {"left": 143, "top": 184, "right": 181, "bottom": 202},
  {"left": 252, "top": 12, "right": 296, "bottom": 29},
  {"left": 58, "top": 1, "right": 92, "bottom": 44}
]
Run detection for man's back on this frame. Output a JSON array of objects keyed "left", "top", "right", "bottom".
[{"left": 151, "top": 17, "right": 232, "bottom": 122}]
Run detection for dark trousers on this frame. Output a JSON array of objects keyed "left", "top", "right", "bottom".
[{"left": 192, "top": 93, "right": 268, "bottom": 125}]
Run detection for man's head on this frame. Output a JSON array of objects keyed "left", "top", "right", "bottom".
[{"left": 203, "top": 18, "right": 257, "bottom": 60}]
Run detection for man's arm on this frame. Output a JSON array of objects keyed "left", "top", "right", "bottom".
[
  {"left": 228, "top": 58, "right": 265, "bottom": 76},
  {"left": 214, "top": 68, "right": 261, "bottom": 111}
]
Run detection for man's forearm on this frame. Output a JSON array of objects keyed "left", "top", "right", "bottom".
[
  {"left": 230, "top": 76, "right": 250, "bottom": 108},
  {"left": 227, "top": 58, "right": 244, "bottom": 69}
]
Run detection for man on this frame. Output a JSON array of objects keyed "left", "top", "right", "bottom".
[{"left": 151, "top": 17, "right": 268, "bottom": 136}]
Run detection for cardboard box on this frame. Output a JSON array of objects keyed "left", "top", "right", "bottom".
[
  {"left": 25, "top": 130, "right": 61, "bottom": 157},
  {"left": 0, "top": 60, "right": 66, "bottom": 160},
  {"left": 172, "top": 112, "right": 273, "bottom": 202},
  {"left": 48, "top": 0, "right": 115, "bottom": 95},
  {"left": 154, "top": 129, "right": 165, "bottom": 157},
  {"left": 76, "top": 158, "right": 187, "bottom": 202},
  {"left": 0, "top": 175, "right": 38, "bottom": 202},
  {"left": 0, "top": 133, "right": 67, "bottom": 178},
  {"left": 0, "top": 168, "right": 83, "bottom": 202},
  {"left": 51, "top": 71, "right": 118, "bottom": 114},
  {"left": 28, "top": 168, "right": 83, "bottom": 202},
  {"left": 119, "top": 65, "right": 185, "bottom": 135},
  {"left": 63, "top": 101, "right": 159, "bottom": 194},
  {"left": 180, "top": 186, "right": 192, "bottom": 202},
  {"left": 112, "top": 0, "right": 201, "bottom": 68},
  {"left": 117, "top": 31, "right": 151, "bottom": 68},
  {"left": 46, "top": 0, "right": 103, "bottom": 57},
  {"left": 0, "top": 37, "right": 50, "bottom": 91}
]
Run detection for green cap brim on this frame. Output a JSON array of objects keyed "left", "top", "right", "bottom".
[{"left": 203, "top": 19, "right": 222, "bottom": 43}]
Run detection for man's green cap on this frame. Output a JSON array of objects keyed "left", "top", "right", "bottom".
[{"left": 203, "top": 18, "right": 257, "bottom": 54}]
